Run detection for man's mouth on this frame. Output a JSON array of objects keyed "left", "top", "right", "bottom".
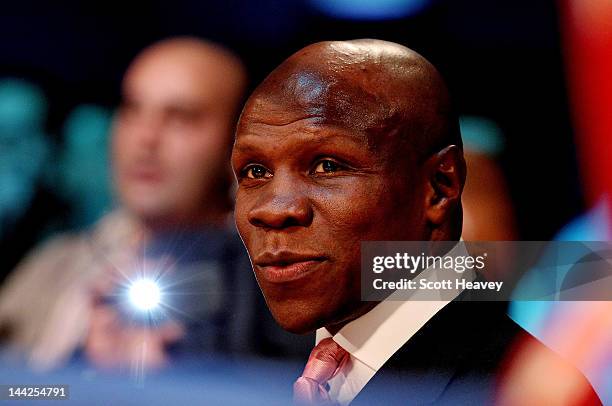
[
  {"left": 254, "top": 251, "right": 328, "bottom": 283},
  {"left": 128, "top": 166, "right": 164, "bottom": 183}
]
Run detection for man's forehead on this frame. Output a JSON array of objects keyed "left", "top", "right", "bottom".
[
  {"left": 238, "top": 97, "right": 388, "bottom": 148},
  {"left": 234, "top": 116, "right": 390, "bottom": 166},
  {"left": 237, "top": 107, "right": 367, "bottom": 146},
  {"left": 241, "top": 69, "right": 401, "bottom": 139},
  {"left": 123, "top": 41, "right": 245, "bottom": 107},
  {"left": 236, "top": 39, "right": 453, "bottom": 159}
]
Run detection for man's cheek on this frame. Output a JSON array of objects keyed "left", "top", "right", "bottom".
[
  {"left": 234, "top": 198, "right": 250, "bottom": 237},
  {"left": 319, "top": 188, "right": 386, "bottom": 232}
]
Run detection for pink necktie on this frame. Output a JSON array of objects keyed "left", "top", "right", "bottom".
[{"left": 293, "top": 337, "right": 349, "bottom": 405}]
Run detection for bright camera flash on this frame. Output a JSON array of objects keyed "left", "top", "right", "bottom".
[{"left": 128, "top": 279, "right": 161, "bottom": 311}]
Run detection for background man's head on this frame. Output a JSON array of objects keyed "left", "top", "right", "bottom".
[
  {"left": 232, "top": 39, "right": 465, "bottom": 334},
  {"left": 112, "top": 37, "right": 247, "bottom": 228}
]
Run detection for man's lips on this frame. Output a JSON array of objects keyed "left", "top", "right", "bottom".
[
  {"left": 127, "top": 167, "right": 164, "bottom": 183},
  {"left": 254, "top": 251, "right": 328, "bottom": 283}
]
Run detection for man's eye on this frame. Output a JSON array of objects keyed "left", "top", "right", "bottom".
[
  {"left": 243, "top": 164, "right": 272, "bottom": 179},
  {"left": 312, "top": 159, "right": 342, "bottom": 174}
]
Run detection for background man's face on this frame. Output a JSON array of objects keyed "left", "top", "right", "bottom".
[
  {"left": 112, "top": 48, "right": 234, "bottom": 224},
  {"left": 232, "top": 79, "right": 429, "bottom": 333}
]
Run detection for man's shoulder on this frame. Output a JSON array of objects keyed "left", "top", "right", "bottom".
[
  {"left": 354, "top": 301, "right": 600, "bottom": 405},
  {"left": 382, "top": 301, "right": 520, "bottom": 369},
  {"left": 3, "top": 232, "right": 83, "bottom": 286},
  {"left": 0, "top": 211, "right": 127, "bottom": 307},
  {"left": 386, "top": 300, "right": 591, "bottom": 380}
]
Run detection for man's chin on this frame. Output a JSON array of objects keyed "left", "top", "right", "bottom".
[
  {"left": 264, "top": 292, "right": 362, "bottom": 335},
  {"left": 269, "top": 307, "right": 327, "bottom": 335},
  {"left": 272, "top": 301, "right": 377, "bottom": 336},
  {"left": 125, "top": 202, "right": 189, "bottom": 228},
  {"left": 281, "top": 323, "right": 314, "bottom": 335},
  {"left": 125, "top": 200, "right": 170, "bottom": 220}
]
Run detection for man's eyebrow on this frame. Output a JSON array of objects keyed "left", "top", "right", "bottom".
[
  {"left": 165, "top": 103, "right": 206, "bottom": 117},
  {"left": 233, "top": 130, "right": 380, "bottom": 160},
  {"left": 164, "top": 95, "right": 209, "bottom": 110}
]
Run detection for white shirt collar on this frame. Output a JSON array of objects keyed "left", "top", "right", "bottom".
[{"left": 316, "top": 241, "right": 473, "bottom": 372}]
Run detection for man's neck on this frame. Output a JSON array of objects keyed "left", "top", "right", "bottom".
[{"left": 324, "top": 301, "right": 378, "bottom": 336}]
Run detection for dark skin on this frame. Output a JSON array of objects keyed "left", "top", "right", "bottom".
[{"left": 232, "top": 39, "right": 466, "bottom": 335}]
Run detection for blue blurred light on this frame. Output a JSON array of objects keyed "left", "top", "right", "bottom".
[
  {"left": 58, "top": 104, "right": 113, "bottom": 228},
  {"left": 308, "top": 0, "right": 431, "bottom": 20},
  {"left": 0, "top": 78, "right": 50, "bottom": 237},
  {"left": 459, "top": 115, "right": 505, "bottom": 156},
  {"left": 0, "top": 79, "right": 47, "bottom": 137}
]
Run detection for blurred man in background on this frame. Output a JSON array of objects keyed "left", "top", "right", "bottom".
[{"left": 0, "top": 37, "right": 280, "bottom": 371}]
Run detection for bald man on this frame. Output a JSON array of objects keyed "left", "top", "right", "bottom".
[
  {"left": 232, "top": 40, "right": 600, "bottom": 405},
  {"left": 0, "top": 37, "right": 278, "bottom": 371}
]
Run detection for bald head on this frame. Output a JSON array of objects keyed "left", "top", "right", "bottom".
[
  {"left": 242, "top": 39, "right": 459, "bottom": 158},
  {"left": 125, "top": 37, "right": 246, "bottom": 121},
  {"left": 113, "top": 37, "right": 247, "bottom": 227},
  {"left": 233, "top": 40, "right": 466, "bottom": 333}
]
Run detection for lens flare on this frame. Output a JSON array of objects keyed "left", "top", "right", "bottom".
[{"left": 128, "top": 279, "right": 161, "bottom": 311}]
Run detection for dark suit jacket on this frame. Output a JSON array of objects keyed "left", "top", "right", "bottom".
[{"left": 350, "top": 300, "right": 601, "bottom": 405}]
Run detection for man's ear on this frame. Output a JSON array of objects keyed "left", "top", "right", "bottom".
[{"left": 423, "top": 145, "right": 466, "bottom": 227}]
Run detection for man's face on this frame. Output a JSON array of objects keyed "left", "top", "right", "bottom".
[
  {"left": 232, "top": 72, "right": 429, "bottom": 334},
  {"left": 112, "top": 50, "right": 233, "bottom": 223}
]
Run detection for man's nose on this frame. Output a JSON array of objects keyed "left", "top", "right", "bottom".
[
  {"left": 248, "top": 178, "right": 313, "bottom": 230},
  {"left": 138, "top": 126, "right": 162, "bottom": 151},
  {"left": 131, "top": 114, "right": 163, "bottom": 150}
]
